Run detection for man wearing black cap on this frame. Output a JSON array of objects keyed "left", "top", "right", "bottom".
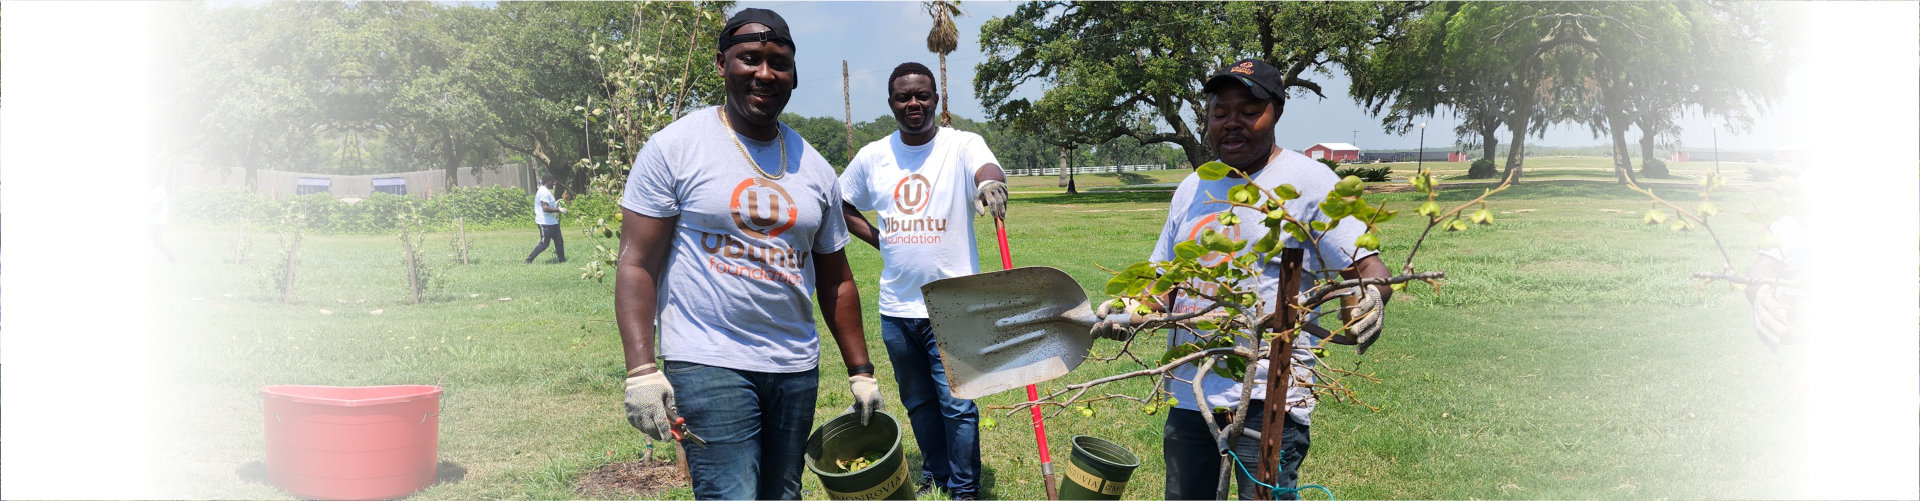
[
  {"left": 613, "top": 8, "right": 883, "bottom": 500},
  {"left": 1142, "top": 58, "right": 1393, "bottom": 499}
]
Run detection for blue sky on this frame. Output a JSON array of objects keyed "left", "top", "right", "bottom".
[{"left": 741, "top": 0, "right": 1801, "bottom": 152}]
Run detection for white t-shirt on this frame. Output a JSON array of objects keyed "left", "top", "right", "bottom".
[
  {"left": 1150, "top": 147, "right": 1378, "bottom": 425},
  {"left": 838, "top": 128, "right": 998, "bottom": 318},
  {"left": 620, "top": 106, "right": 851, "bottom": 373},
  {"left": 534, "top": 186, "right": 559, "bottom": 225}
]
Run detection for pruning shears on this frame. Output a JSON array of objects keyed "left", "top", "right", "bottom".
[{"left": 663, "top": 406, "right": 707, "bottom": 446}]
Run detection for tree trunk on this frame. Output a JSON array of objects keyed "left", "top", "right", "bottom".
[
  {"left": 1058, "top": 147, "right": 1076, "bottom": 194},
  {"left": 458, "top": 217, "right": 469, "bottom": 265},
  {"left": 1502, "top": 114, "right": 1528, "bottom": 184},
  {"left": 1466, "top": 124, "right": 1500, "bottom": 178},
  {"left": 1607, "top": 110, "right": 1637, "bottom": 185},
  {"left": 1638, "top": 125, "right": 1668, "bottom": 178},
  {"left": 939, "top": 52, "right": 952, "bottom": 127}
]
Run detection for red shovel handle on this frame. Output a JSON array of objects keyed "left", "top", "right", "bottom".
[{"left": 995, "top": 217, "right": 1058, "bottom": 500}]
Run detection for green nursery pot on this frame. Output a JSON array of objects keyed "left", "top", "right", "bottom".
[
  {"left": 804, "top": 411, "right": 913, "bottom": 500},
  {"left": 1057, "top": 435, "right": 1141, "bottom": 500}
]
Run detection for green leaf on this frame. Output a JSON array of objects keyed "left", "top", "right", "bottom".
[
  {"left": 1274, "top": 184, "right": 1300, "bottom": 201},
  {"left": 1199, "top": 228, "right": 1242, "bottom": 254},
  {"left": 1174, "top": 241, "right": 1205, "bottom": 260},
  {"left": 1470, "top": 208, "right": 1494, "bottom": 225},
  {"left": 1197, "top": 161, "right": 1232, "bottom": 181},
  {"left": 1334, "top": 175, "right": 1365, "bottom": 197},
  {"left": 1310, "top": 220, "right": 1330, "bottom": 232},
  {"left": 1445, "top": 219, "right": 1469, "bottom": 232},
  {"left": 1696, "top": 201, "right": 1719, "bottom": 218},
  {"left": 1151, "top": 275, "right": 1175, "bottom": 295},
  {"left": 1643, "top": 209, "right": 1668, "bottom": 225},
  {"left": 1417, "top": 200, "right": 1442, "bottom": 218},
  {"left": 1321, "top": 198, "right": 1351, "bottom": 219},
  {"left": 1355, "top": 232, "right": 1381, "bottom": 250},
  {"left": 1104, "top": 274, "right": 1133, "bottom": 296},
  {"left": 1283, "top": 221, "right": 1310, "bottom": 243},
  {"left": 1252, "top": 231, "right": 1281, "bottom": 254},
  {"left": 1371, "top": 208, "right": 1397, "bottom": 224},
  {"left": 1217, "top": 212, "right": 1240, "bottom": 226},
  {"left": 1228, "top": 185, "right": 1253, "bottom": 204}
]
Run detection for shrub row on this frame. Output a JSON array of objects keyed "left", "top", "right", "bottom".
[
  {"left": 1335, "top": 165, "right": 1394, "bottom": 183},
  {"left": 176, "top": 186, "right": 556, "bottom": 234}
]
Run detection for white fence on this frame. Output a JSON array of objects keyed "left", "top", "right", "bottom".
[{"left": 1007, "top": 164, "right": 1169, "bottom": 176}]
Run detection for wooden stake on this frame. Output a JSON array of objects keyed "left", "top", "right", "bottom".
[
  {"left": 1254, "top": 248, "right": 1305, "bottom": 498},
  {"left": 458, "top": 217, "right": 469, "bottom": 265},
  {"left": 405, "top": 228, "right": 422, "bottom": 305}
]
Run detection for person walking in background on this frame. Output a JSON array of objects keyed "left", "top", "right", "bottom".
[
  {"left": 526, "top": 174, "right": 566, "bottom": 264},
  {"left": 614, "top": 8, "right": 883, "bottom": 500},
  {"left": 836, "top": 62, "right": 1007, "bottom": 500}
]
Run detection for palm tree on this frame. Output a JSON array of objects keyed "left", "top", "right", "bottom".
[{"left": 924, "top": 0, "right": 963, "bottom": 127}]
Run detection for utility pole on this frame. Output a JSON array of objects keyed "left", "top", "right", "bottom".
[
  {"left": 1417, "top": 122, "right": 1428, "bottom": 172},
  {"left": 844, "top": 60, "right": 854, "bottom": 157}
]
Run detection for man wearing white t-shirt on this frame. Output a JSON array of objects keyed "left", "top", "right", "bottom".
[
  {"left": 614, "top": 9, "right": 882, "bottom": 500},
  {"left": 524, "top": 174, "right": 566, "bottom": 264},
  {"left": 1142, "top": 59, "right": 1395, "bottom": 500},
  {"left": 838, "top": 62, "right": 1008, "bottom": 501}
]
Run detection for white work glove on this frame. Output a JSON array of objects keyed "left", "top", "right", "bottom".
[
  {"left": 1091, "top": 298, "right": 1141, "bottom": 341},
  {"left": 1750, "top": 284, "right": 1796, "bottom": 349},
  {"left": 559, "top": 207, "right": 568, "bottom": 214},
  {"left": 624, "top": 370, "right": 675, "bottom": 441},
  {"left": 974, "top": 180, "right": 1009, "bottom": 221},
  {"left": 848, "top": 374, "right": 884, "bottom": 425},
  {"left": 1343, "top": 285, "right": 1385, "bottom": 355}
]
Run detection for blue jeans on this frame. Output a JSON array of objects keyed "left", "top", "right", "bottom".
[
  {"left": 880, "top": 315, "right": 982, "bottom": 497},
  {"left": 663, "top": 360, "right": 818, "bottom": 500},
  {"left": 1163, "top": 404, "right": 1311, "bottom": 500}
]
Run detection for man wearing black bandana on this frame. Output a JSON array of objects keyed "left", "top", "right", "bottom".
[{"left": 615, "top": 8, "right": 883, "bottom": 500}]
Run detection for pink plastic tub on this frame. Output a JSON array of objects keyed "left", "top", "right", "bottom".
[{"left": 262, "top": 385, "right": 442, "bottom": 500}]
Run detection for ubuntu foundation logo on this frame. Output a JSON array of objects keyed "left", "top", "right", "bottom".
[
  {"left": 730, "top": 178, "right": 798, "bottom": 239},
  {"left": 892, "top": 174, "right": 934, "bottom": 215}
]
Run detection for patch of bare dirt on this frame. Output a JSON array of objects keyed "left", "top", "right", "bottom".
[{"left": 575, "top": 460, "right": 688, "bottom": 499}]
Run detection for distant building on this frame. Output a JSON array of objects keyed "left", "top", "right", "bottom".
[{"left": 1304, "top": 142, "right": 1362, "bottom": 162}]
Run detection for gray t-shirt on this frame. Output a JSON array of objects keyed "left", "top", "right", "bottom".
[
  {"left": 1149, "top": 147, "right": 1377, "bottom": 425},
  {"left": 621, "top": 106, "right": 851, "bottom": 373}
]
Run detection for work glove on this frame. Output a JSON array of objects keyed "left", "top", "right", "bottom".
[
  {"left": 1342, "top": 285, "right": 1385, "bottom": 355},
  {"left": 1750, "top": 283, "right": 1796, "bottom": 349},
  {"left": 848, "top": 374, "right": 884, "bottom": 425},
  {"left": 1091, "top": 298, "right": 1141, "bottom": 341},
  {"left": 975, "top": 180, "right": 1009, "bottom": 221},
  {"left": 624, "top": 371, "right": 675, "bottom": 441}
]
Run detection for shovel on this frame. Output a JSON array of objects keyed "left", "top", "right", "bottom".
[{"left": 922, "top": 265, "right": 1104, "bottom": 400}]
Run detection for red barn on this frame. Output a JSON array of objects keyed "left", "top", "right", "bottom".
[{"left": 1304, "top": 142, "right": 1361, "bottom": 162}]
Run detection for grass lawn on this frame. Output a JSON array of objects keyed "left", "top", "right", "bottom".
[{"left": 148, "top": 156, "right": 1801, "bottom": 499}]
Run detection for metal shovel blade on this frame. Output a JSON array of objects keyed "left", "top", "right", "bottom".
[{"left": 922, "top": 266, "right": 1102, "bottom": 400}]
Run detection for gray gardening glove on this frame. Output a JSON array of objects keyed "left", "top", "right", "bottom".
[
  {"left": 975, "top": 180, "right": 1009, "bottom": 221},
  {"left": 624, "top": 371, "right": 675, "bottom": 441},
  {"left": 1751, "top": 284, "right": 1796, "bottom": 349},
  {"left": 848, "top": 374, "right": 884, "bottom": 425},
  {"left": 1344, "top": 285, "right": 1385, "bottom": 355}
]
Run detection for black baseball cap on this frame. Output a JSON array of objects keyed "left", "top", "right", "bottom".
[
  {"left": 1202, "top": 58, "right": 1285, "bottom": 102},
  {"left": 718, "top": 8, "right": 795, "bottom": 53}
]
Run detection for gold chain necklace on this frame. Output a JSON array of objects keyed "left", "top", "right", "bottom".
[{"left": 718, "top": 107, "right": 786, "bottom": 180}]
